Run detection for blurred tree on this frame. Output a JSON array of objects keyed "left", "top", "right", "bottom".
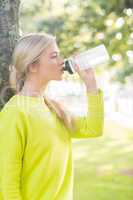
[
  {"left": 0, "top": 0, "right": 20, "bottom": 108},
  {"left": 20, "top": 0, "right": 133, "bottom": 83}
]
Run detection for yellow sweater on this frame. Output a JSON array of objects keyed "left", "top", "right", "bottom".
[{"left": 0, "top": 90, "right": 104, "bottom": 200}]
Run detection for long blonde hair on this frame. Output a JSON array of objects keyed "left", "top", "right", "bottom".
[
  {"left": 9, "top": 33, "right": 75, "bottom": 132},
  {"left": 9, "top": 33, "right": 55, "bottom": 92}
]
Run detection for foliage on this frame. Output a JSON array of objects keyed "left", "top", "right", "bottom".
[{"left": 20, "top": 0, "right": 133, "bottom": 83}]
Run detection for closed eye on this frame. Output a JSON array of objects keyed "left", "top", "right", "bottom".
[
  {"left": 51, "top": 55, "right": 58, "bottom": 58},
  {"left": 50, "top": 51, "right": 60, "bottom": 59}
]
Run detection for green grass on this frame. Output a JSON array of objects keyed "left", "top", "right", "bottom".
[{"left": 72, "top": 120, "right": 133, "bottom": 200}]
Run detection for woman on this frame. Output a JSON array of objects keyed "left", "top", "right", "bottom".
[{"left": 0, "top": 33, "right": 104, "bottom": 200}]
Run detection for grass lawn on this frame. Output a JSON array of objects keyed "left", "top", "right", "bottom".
[{"left": 72, "top": 119, "right": 133, "bottom": 200}]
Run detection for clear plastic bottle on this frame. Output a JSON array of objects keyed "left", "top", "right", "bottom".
[{"left": 63, "top": 44, "right": 110, "bottom": 74}]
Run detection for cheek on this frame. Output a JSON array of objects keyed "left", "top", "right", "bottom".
[
  {"left": 41, "top": 57, "right": 58, "bottom": 68},
  {"left": 46, "top": 59, "right": 59, "bottom": 74},
  {"left": 38, "top": 60, "right": 57, "bottom": 76},
  {"left": 48, "top": 59, "right": 58, "bottom": 66}
]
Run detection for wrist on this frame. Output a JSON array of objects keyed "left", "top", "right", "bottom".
[
  {"left": 84, "top": 79, "right": 98, "bottom": 94},
  {"left": 86, "top": 87, "right": 99, "bottom": 94}
]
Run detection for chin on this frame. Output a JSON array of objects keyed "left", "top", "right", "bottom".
[{"left": 53, "top": 74, "right": 63, "bottom": 81}]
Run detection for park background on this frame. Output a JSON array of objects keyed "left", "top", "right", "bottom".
[{"left": 0, "top": 0, "right": 133, "bottom": 199}]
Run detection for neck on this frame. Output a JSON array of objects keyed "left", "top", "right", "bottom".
[{"left": 18, "top": 78, "right": 48, "bottom": 97}]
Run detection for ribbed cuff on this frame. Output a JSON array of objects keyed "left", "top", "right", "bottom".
[{"left": 86, "top": 89, "right": 103, "bottom": 106}]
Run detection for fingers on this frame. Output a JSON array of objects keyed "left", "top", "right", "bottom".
[
  {"left": 73, "top": 62, "right": 80, "bottom": 73},
  {"left": 72, "top": 52, "right": 80, "bottom": 59}
]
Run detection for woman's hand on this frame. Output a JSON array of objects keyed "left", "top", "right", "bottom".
[{"left": 73, "top": 62, "right": 98, "bottom": 94}]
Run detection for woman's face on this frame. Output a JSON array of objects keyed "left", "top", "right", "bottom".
[{"left": 35, "top": 41, "right": 64, "bottom": 83}]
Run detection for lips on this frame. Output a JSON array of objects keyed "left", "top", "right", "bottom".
[{"left": 60, "top": 65, "right": 64, "bottom": 71}]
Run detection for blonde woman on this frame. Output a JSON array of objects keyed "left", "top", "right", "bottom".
[{"left": 0, "top": 33, "right": 104, "bottom": 200}]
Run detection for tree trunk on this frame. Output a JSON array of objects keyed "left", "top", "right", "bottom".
[{"left": 0, "top": 0, "right": 20, "bottom": 109}]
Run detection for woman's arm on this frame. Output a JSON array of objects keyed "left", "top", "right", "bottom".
[
  {"left": 68, "top": 65, "right": 104, "bottom": 139},
  {"left": 45, "top": 67, "right": 104, "bottom": 139},
  {"left": 0, "top": 107, "right": 26, "bottom": 199},
  {"left": 68, "top": 89, "right": 104, "bottom": 138}
]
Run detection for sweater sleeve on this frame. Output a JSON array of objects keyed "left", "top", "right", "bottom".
[
  {"left": 0, "top": 107, "right": 26, "bottom": 200},
  {"left": 69, "top": 89, "right": 104, "bottom": 139}
]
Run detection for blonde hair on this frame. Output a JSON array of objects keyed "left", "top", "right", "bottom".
[
  {"left": 9, "top": 32, "right": 56, "bottom": 92},
  {"left": 44, "top": 97, "right": 75, "bottom": 133},
  {"left": 9, "top": 32, "right": 75, "bottom": 132}
]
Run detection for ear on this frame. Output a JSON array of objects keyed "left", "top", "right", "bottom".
[{"left": 28, "top": 63, "right": 38, "bottom": 73}]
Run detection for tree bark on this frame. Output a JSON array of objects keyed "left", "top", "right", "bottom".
[{"left": 0, "top": 0, "right": 20, "bottom": 109}]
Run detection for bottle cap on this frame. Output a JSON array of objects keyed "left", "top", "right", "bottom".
[{"left": 63, "top": 59, "right": 75, "bottom": 74}]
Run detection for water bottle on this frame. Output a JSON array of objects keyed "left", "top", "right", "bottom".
[{"left": 63, "top": 44, "right": 110, "bottom": 74}]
